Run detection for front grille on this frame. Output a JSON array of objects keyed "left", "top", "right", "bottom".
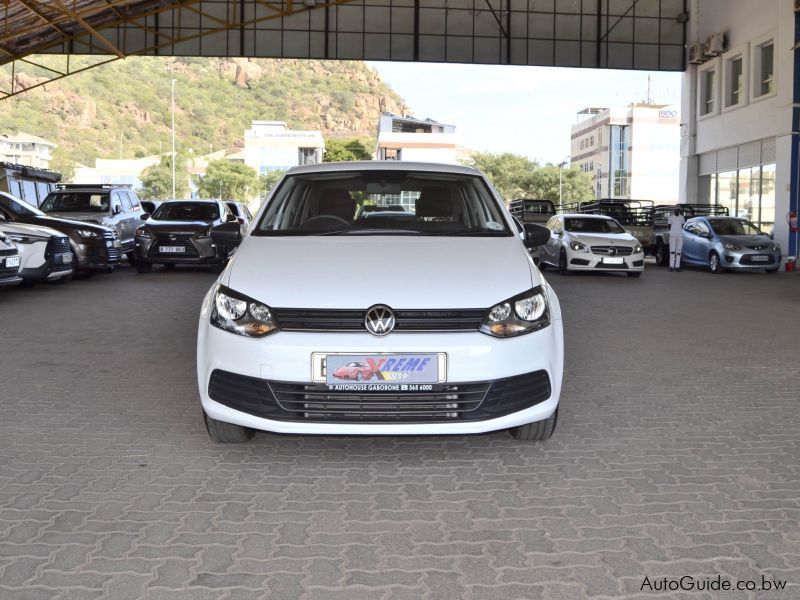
[
  {"left": 0, "top": 247, "right": 15, "bottom": 257},
  {"left": 594, "top": 262, "right": 628, "bottom": 269},
  {"left": 740, "top": 254, "right": 775, "bottom": 265},
  {"left": 50, "top": 236, "right": 71, "bottom": 255},
  {"left": 271, "top": 308, "right": 486, "bottom": 332},
  {"left": 208, "top": 369, "right": 551, "bottom": 423},
  {"left": 747, "top": 245, "right": 769, "bottom": 250},
  {"left": 591, "top": 246, "right": 634, "bottom": 256},
  {"left": 149, "top": 234, "right": 199, "bottom": 258}
]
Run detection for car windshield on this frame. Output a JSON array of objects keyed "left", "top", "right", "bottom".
[
  {"left": 709, "top": 218, "right": 763, "bottom": 236},
  {"left": 254, "top": 170, "right": 511, "bottom": 236},
  {"left": 1, "top": 195, "right": 45, "bottom": 217},
  {"left": 564, "top": 217, "right": 625, "bottom": 234},
  {"left": 153, "top": 202, "right": 220, "bottom": 221},
  {"left": 40, "top": 192, "right": 109, "bottom": 213}
]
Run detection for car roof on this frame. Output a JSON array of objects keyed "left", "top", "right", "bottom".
[
  {"left": 559, "top": 213, "right": 615, "bottom": 220},
  {"left": 285, "top": 161, "right": 482, "bottom": 176}
]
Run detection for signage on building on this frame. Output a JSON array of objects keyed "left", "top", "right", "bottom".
[{"left": 659, "top": 109, "right": 679, "bottom": 119}]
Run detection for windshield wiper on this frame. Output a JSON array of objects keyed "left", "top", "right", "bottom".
[
  {"left": 313, "top": 229, "right": 423, "bottom": 236},
  {"left": 423, "top": 230, "right": 510, "bottom": 236}
]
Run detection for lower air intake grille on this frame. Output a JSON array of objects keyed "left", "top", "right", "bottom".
[{"left": 208, "top": 369, "right": 551, "bottom": 424}]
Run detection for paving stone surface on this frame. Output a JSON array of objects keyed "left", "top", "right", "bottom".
[{"left": 0, "top": 263, "right": 798, "bottom": 599}]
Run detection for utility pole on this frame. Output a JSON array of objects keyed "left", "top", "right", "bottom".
[
  {"left": 558, "top": 155, "right": 570, "bottom": 211},
  {"left": 171, "top": 78, "right": 177, "bottom": 200}
]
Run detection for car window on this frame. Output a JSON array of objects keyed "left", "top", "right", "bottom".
[
  {"left": 1, "top": 196, "right": 45, "bottom": 217},
  {"left": 226, "top": 202, "right": 240, "bottom": 217},
  {"left": 709, "top": 218, "right": 762, "bottom": 236},
  {"left": 119, "top": 191, "right": 133, "bottom": 212},
  {"left": 41, "top": 192, "right": 110, "bottom": 213},
  {"left": 552, "top": 218, "right": 563, "bottom": 234},
  {"left": 255, "top": 170, "right": 511, "bottom": 237},
  {"left": 690, "top": 221, "right": 710, "bottom": 236},
  {"left": 125, "top": 191, "right": 140, "bottom": 212},
  {"left": 153, "top": 202, "right": 220, "bottom": 221},
  {"left": 564, "top": 217, "right": 625, "bottom": 234}
]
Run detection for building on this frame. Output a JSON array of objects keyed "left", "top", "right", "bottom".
[
  {"left": 243, "top": 121, "right": 324, "bottom": 174},
  {"left": 0, "top": 132, "right": 57, "bottom": 169},
  {"left": 570, "top": 104, "right": 680, "bottom": 203},
  {"left": 376, "top": 113, "right": 466, "bottom": 164},
  {"left": 73, "top": 155, "right": 163, "bottom": 188},
  {"left": 681, "top": 0, "right": 789, "bottom": 250}
]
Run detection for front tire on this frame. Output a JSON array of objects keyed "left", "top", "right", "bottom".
[
  {"left": 708, "top": 251, "right": 722, "bottom": 274},
  {"left": 204, "top": 412, "right": 254, "bottom": 443},
  {"left": 356, "top": 372, "right": 363, "bottom": 381},
  {"left": 509, "top": 408, "right": 558, "bottom": 441},
  {"left": 558, "top": 249, "right": 569, "bottom": 275},
  {"left": 135, "top": 261, "right": 153, "bottom": 273}
]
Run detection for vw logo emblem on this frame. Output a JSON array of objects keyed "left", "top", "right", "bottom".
[
  {"left": 364, "top": 304, "right": 395, "bottom": 336},
  {"left": 609, "top": 247, "right": 616, "bottom": 256}
]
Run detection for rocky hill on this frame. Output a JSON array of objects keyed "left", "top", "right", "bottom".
[{"left": 0, "top": 56, "right": 409, "bottom": 169}]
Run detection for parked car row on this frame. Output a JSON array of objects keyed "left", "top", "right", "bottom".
[{"left": 0, "top": 183, "right": 255, "bottom": 289}]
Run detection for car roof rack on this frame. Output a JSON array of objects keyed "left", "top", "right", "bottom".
[{"left": 55, "top": 183, "right": 132, "bottom": 189}]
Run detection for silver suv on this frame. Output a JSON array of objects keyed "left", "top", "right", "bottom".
[{"left": 39, "top": 184, "right": 143, "bottom": 263}]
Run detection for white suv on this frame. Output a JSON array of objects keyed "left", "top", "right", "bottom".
[
  {"left": 197, "top": 162, "right": 563, "bottom": 443},
  {"left": 0, "top": 219, "right": 74, "bottom": 284}
]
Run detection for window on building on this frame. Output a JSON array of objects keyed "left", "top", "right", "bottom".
[
  {"left": 381, "top": 148, "right": 401, "bottom": 160},
  {"left": 759, "top": 42, "right": 774, "bottom": 96},
  {"left": 716, "top": 171, "right": 737, "bottom": 215},
  {"left": 298, "top": 147, "right": 318, "bottom": 166},
  {"left": 580, "top": 140, "right": 585, "bottom": 150},
  {"left": 727, "top": 57, "right": 743, "bottom": 107},
  {"left": 590, "top": 136, "right": 594, "bottom": 147},
  {"left": 759, "top": 163, "right": 776, "bottom": 234},
  {"left": 701, "top": 68, "right": 716, "bottom": 115}
]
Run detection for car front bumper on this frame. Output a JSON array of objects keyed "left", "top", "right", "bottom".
[
  {"left": 566, "top": 248, "right": 645, "bottom": 271},
  {"left": 74, "top": 236, "right": 122, "bottom": 271},
  {"left": 197, "top": 290, "right": 564, "bottom": 436},
  {"left": 136, "top": 235, "right": 221, "bottom": 264},
  {"left": 721, "top": 249, "right": 781, "bottom": 270}
]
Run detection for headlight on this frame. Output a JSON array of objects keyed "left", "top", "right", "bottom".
[
  {"left": 210, "top": 285, "right": 279, "bottom": 338},
  {"left": 569, "top": 241, "right": 588, "bottom": 252},
  {"left": 135, "top": 226, "right": 150, "bottom": 238},
  {"left": 722, "top": 242, "right": 741, "bottom": 250},
  {"left": 634, "top": 244, "right": 642, "bottom": 253},
  {"left": 480, "top": 287, "right": 549, "bottom": 338},
  {"left": 7, "top": 233, "right": 48, "bottom": 244},
  {"left": 76, "top": 229, "right": 99, "bottom": 239}
]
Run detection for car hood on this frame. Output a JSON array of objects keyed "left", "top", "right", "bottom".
[
  {"left": 25, "top": 214, "right": 110, "bottom": 233},
  {"left": 227, "top": 236, "right": 537, "bottom": 309},
  {"left": 43, "top": 211, "right": 108, "bottom": 224},
  {"left": 144, "top": 219, "right": 214, "bottom": 234},
  {"left": 0, "top": 221, "right": 62, "bottom": 238},
  {"left": 718, "top": 234, "right": 775, "bottom": 248},
  {"left": 569, "top": 232, "right": 638, "bottom": 246}
]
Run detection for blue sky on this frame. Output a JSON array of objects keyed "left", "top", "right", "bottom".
[{"left": 369, "top": 62, "right": 681, "bottom": 165}]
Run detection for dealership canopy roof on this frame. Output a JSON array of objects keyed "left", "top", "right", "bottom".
[{"left": 2, "top": 0, "right": 686, "bottom": 98}]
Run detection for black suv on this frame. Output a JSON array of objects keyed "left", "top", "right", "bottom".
[
  {"left": 0, "top": 191, "right": 121, "bottom": 275},
  {"left": 39, "top": 184, "right": 143, "bottom": 264}
]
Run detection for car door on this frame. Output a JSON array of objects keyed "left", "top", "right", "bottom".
[
  {"left": 692, "top": 220, "right": 714, "bottom": 262},
  {"left": 544, "top": 217, "right": 562, "bottom": 264},
  {"left": 108, "top": 191, "right": 128, "bottom": 247},
  {"left": 124, "top": 191, "right": 143, "bottom": 241},
  {"left": 681, "top": 222, "right": 699, "bottom": 262}
]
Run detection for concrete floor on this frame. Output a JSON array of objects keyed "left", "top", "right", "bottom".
[{"left": 0, "top": 264, "right": 798, "bottom": 599}]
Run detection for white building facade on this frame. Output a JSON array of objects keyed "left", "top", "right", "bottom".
[
  {"left": 0, "top": 132, "right": 56, "bottom": 169},
  {"left": 570, "top": 104, "right": 680, "bottom": 203},
  {"left": 376, "top": 113, "right": 468, "bottom": 165},
  {"left": 681, "top": 0, "right": 792, "bottom": 251},
  {"left": 243, "top": 121, "right": 324, "bottom": 174}
]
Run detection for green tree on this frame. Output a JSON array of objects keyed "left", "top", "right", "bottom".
[
  {"left": 324, "top": 138, "right": 373, "bottom": 162},
  {"left": 259, "top": 170, "right": 286, "bottom": 198},
  {"left": 139, "top": 154, "right": 190, "bottom": 200},
  {"left": 466, "top": 152, "right": 594, "bottom": 204},
  {"left": 49, "top": 148, "right": 77, "bottom": 183},
  {"left": 198, "top": 160, "right": 259, "bottom": 202}
]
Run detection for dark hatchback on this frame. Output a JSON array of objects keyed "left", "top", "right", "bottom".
[
  {"left": 0, "top": 191, "right": 121, "bottom": 275},
  {"left": 134, "top": 200, "right": 242, "bottom": 273}
]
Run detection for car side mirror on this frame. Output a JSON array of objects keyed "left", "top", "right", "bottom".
[
  {"left": 211, "top": 222, "right": 242, "bottom": 247},
  {"left": 140, "top": 213, "right": 150, "bottom": 221},
  {"left": 523, "top": 223, "right": 550, "bottom": 249}
]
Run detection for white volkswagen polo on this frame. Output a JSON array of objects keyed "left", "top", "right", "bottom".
[{"left": 197, "top": 162, "right": 564, "bottom": 443}]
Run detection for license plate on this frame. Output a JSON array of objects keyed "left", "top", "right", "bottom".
[
  {"left": 159, "top": 246, "right": 185, "bottom": 253},
  {"left": 603, "top": 257, "right": 624, "bottom": 264},
  {"left": 4, "top": 256, "right": 20, "bottom": 268},
  {"left": 62, "top": 253, "right": 73, "bottom": 264},
  {"left": 750, "top": 255, "right": 770, "bottom": 262},
  {"left": 314, "top": 353, "right": 446, "bottom": 389}
]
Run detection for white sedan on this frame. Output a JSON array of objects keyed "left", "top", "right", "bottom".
[{"left": 539, "top": 214, "right": 644, "bottom": 277}]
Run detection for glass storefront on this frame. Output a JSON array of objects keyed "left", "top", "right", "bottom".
[{"left": 702, "top": 164, "right": 776, "bottom": 234}]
